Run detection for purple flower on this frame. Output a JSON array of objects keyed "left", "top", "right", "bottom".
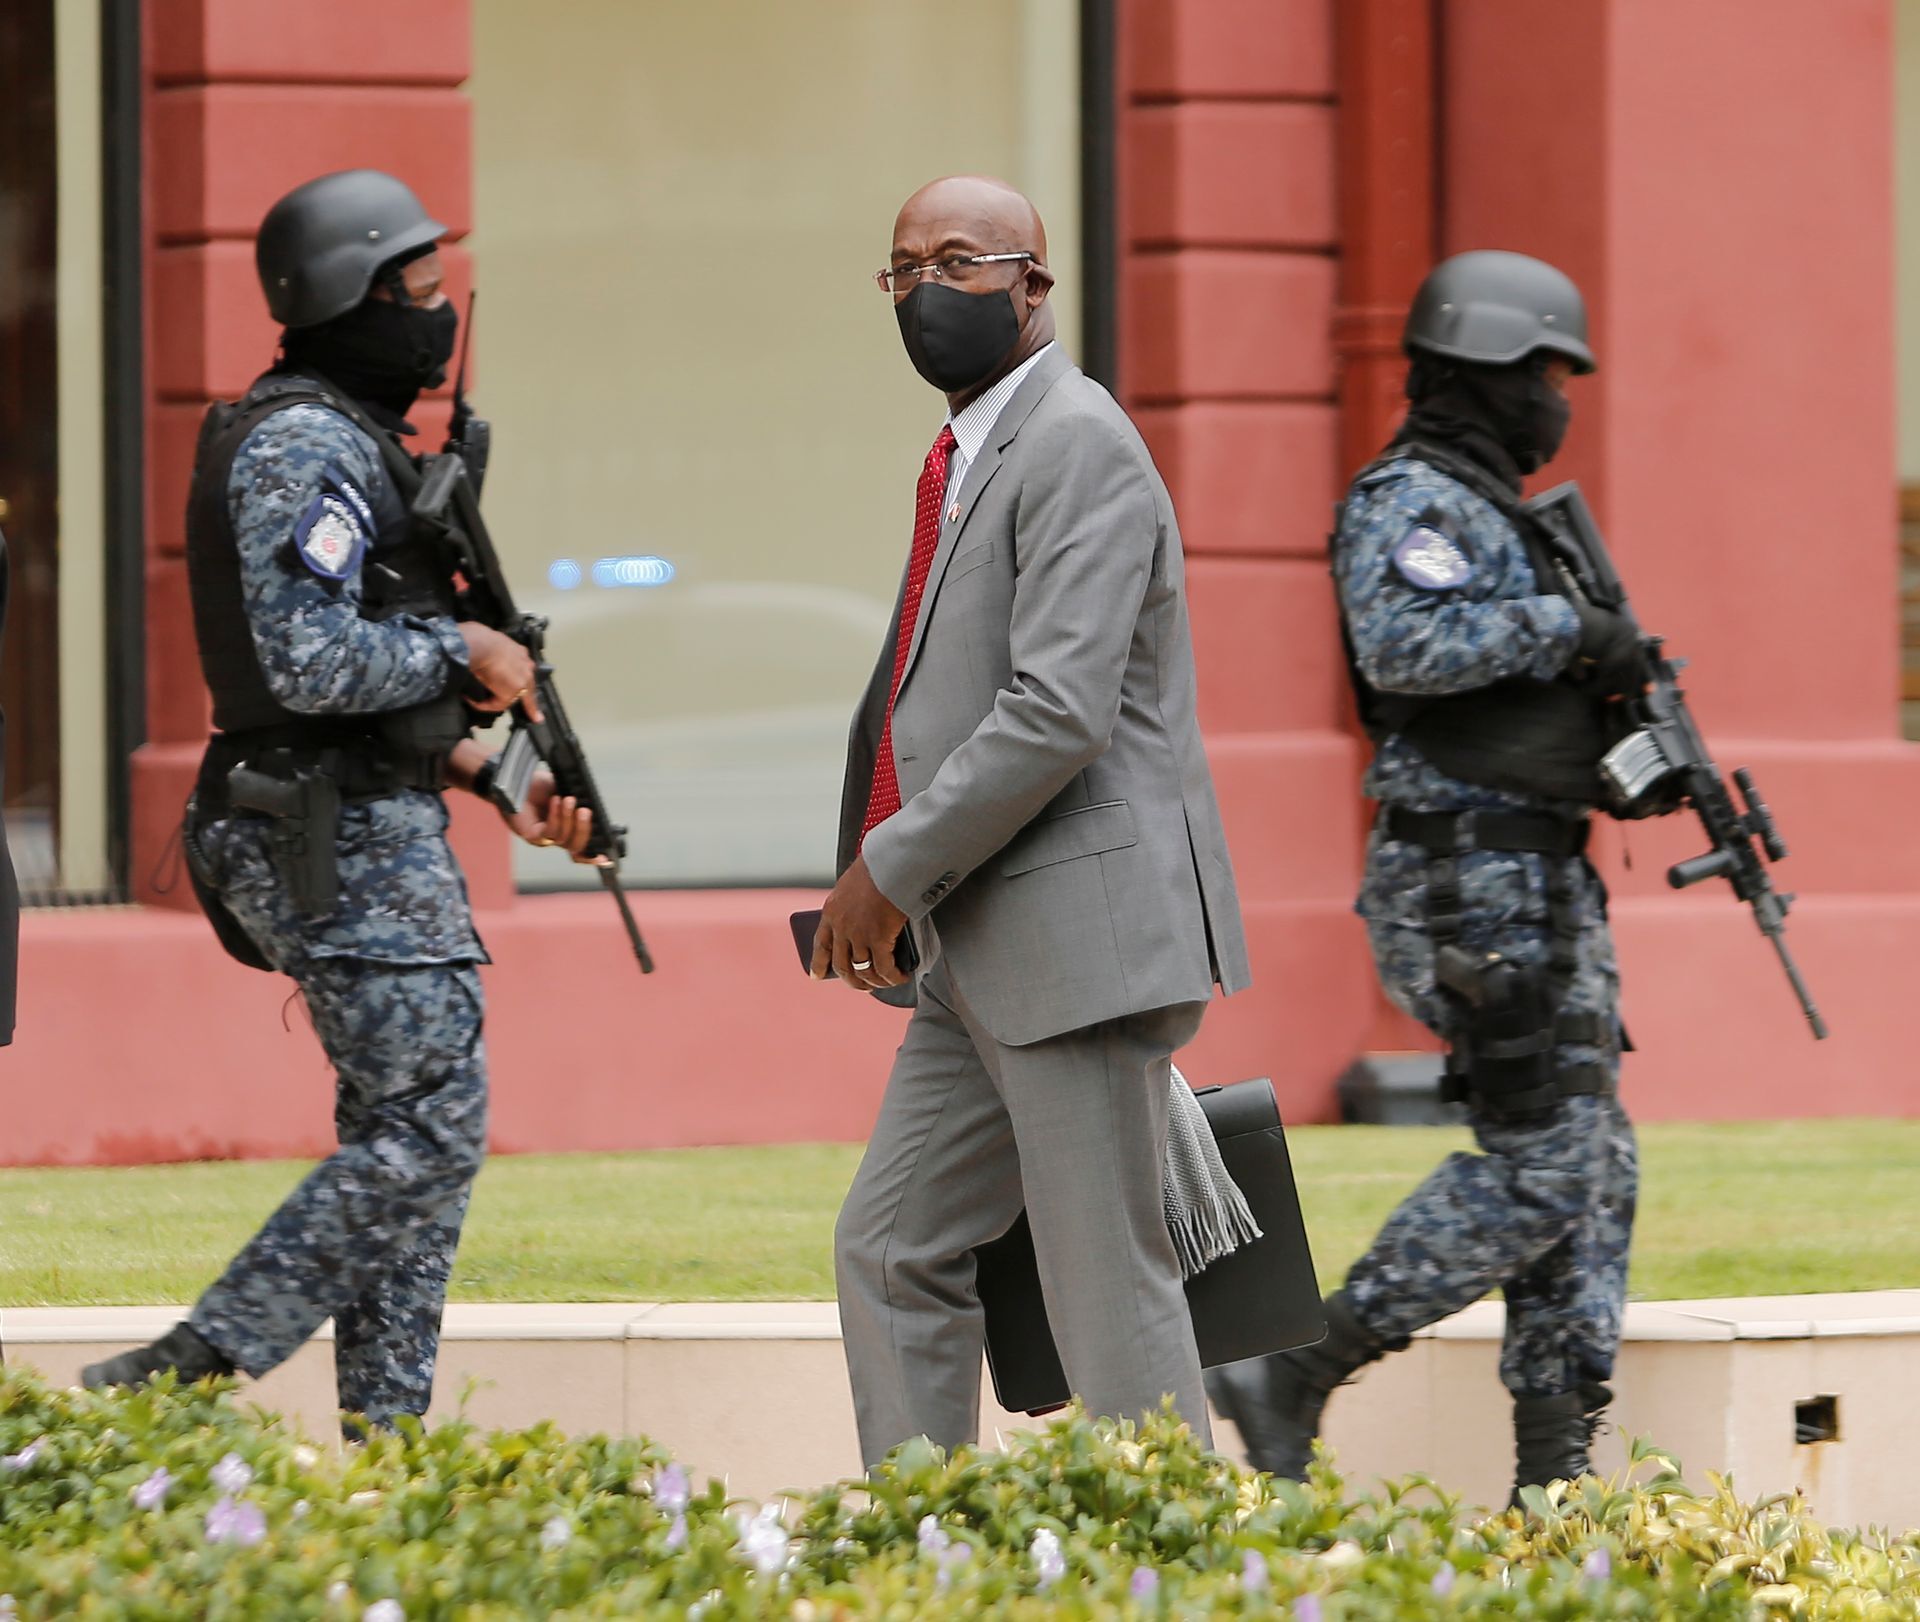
[
  {"left": 653, "top": 1461, "right": 690, "bottom": 1515},
  {"left": 1432, "top": 1563, "right": 1457, "bottom": 1596},
  {"left": 937, "top": 1541, "right": 973, "bottom": 1591},
  {"left": 664, "top": 1514, "right": 688, "bottom": 1553},
  {"left": 1031, "top": 1528, "right": 1065, "bottom": 1588},
  {"left": 1, "top": 1439, "right": 44, "bottom": 1472},
  {"left": 1130, "top": 1566, "right": 1160, "bottom": 1602},
  {"left": 1241, "top": 1550, "right": 1270, "bottom": 1595},
  {"left": 918, "top": 1515, "right": 951, "bottom": 1556},
  {"left": 1583, "top": 1547, "right": 1612, "bottom": 1582},
  {"left": 204, "top": 1495, "right": 267, "bottom": 1547},
  {"left": 211, "top": 1452, "right": 253, "bottom": 1495},
  {"left": 1295, "top": 1595, "right": 1324, "bottom": 1622},
  {"left": 131, "top": 1466, "right": 173, "bottom": 1510}
]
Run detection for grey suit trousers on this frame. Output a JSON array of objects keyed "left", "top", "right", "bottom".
[{"left": 834, "top": 961, "right": 1210, "bottom": 1466}]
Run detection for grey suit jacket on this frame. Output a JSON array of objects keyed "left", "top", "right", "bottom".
[{"left": 838, "top": 346, "right": 1250, "bottom": 1047}]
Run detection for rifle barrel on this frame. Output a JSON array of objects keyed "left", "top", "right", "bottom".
[
  {"left": 600, "top": 862, "right": 656, "bottom": 974},
  {"left": 1769, "top": 932, "right": 1828, "bottom": 1040}
]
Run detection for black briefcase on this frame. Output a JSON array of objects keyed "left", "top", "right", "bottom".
[{"left": 974, "top": 1078, "right": 1326, "bottom": 1416}]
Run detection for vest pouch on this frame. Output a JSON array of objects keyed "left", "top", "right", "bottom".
[
  {"left": 373, "top": 692, "right": 467, "bottom": 791},
  {"left": 1402, "top": 680, "right": 1610, "bottom": 805}
]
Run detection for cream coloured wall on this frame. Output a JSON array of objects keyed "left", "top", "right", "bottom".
[{"left": 470, "top": 1, "right": 1081, "bottom": 887}]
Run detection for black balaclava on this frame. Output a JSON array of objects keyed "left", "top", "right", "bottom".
[
  {"left": 1395, "top": 353, "right": 1569, "bottom": 494},
  {"left": 280, "top": 259, "right": 458, "bottom": 428}
]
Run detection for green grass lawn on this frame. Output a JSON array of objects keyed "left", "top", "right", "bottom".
[{"left": 2, "top": 1121, "right": 1916, "bottom": 1308}]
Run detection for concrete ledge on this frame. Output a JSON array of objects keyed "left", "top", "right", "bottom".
[{"left": 8, "top": 1294, "right": 1919, "bottom": 1524}]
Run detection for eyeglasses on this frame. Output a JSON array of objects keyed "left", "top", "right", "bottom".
[{"left": 874, "top": 252, "right": 1036, "bottom": 296}]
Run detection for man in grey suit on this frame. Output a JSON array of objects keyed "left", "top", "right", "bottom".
[{"left": 812, "top": 176, "right": 1250, "bottom": 1466}]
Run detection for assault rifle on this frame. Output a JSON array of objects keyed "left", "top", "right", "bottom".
[
  {"left": 412, "top": 321, "right": 654, "bottom": 973},
  {"left": 1524, "top": 483, "right": 1823, "bottom": 1038}
]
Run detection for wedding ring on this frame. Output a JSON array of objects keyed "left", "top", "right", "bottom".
[
  {"left": 851, "top": 958, "right": 874, "bottom": 971},
  {"left": 535, "top": 837, "right": 557, "bottom": 847}
]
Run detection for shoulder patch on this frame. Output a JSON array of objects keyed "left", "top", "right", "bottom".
[
  {"left": 1391, "top": 524, "right": 1475, "bottom": 591},
  {"left": 292, "top": 465, "right": 373, "bottom": 581}
]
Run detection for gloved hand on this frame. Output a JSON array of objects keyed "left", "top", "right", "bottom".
[{"left": 1572, "top": 599, "right": 1642, "bottom": 690}]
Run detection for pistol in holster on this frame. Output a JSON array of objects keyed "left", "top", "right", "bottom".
[
  {"left": 227, "top": 761, "right": 342, "bottom": 921},
  {"left": 1434, "top": 943, "right": 1560, "bottom": 1118}
]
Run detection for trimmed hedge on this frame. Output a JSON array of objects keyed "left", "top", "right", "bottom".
[{"left": 0, "top": 1367, "right": 1914, "bottom": 1618}]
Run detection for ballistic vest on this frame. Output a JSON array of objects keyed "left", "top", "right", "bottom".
[
  {"left": 1334, "top": 439, "right": 1615, "bottom": 806},
  {"left": 184, "top": 370, "right": 466, "bottom": 778}
]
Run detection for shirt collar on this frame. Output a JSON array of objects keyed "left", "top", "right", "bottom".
[{"left": 946, "top": 342, "right": 1055, "bottom": 466}]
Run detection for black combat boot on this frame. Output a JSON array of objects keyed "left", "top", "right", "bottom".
[
  {"left": 1510, "top": 1382, "right": 1611, "bottom": 1505},
  {"left": 1204, "top": 1291, "right": 1388, "bottom": 1479},
  {"left": 82, "top": 1322, "right": 234, "bottom": 1392}
]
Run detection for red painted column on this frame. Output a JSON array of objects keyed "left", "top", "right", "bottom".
[
  {"left": 1443, "top": 0, "right": 1920, "bottom": 1115},
  {"left": 131, "top": 0, "right": 509, "bottom": 910},
  {"left": 1117, "top": 0, "right": 1374, "bottom": 1115}
]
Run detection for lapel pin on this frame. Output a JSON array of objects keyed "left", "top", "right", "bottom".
[{"left": 947, "top": 502, "right": 961, "bottom": 523}]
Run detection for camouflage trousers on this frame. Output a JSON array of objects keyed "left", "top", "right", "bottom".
[
  {"left": 185, "top": 796, "right": 488, "bottom": 1428},
  {"left": 1345, "top": 832, "right": 1640, "bottom": 1399}
]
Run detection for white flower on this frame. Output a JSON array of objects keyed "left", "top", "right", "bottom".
[
  {"left": 1, "top": 1439, "right": 44, "bottom": 1471},
  {"left": 211, "top": 1452, "right": 254, "bottom": 1495},
  {"left": 363, "top": 1603, "right": 405, "bottom": 1622},
  {"left": 293, "top": 1444, "right": 322, "bottom": 1470},
  {"left": 326, "top": 1581, "right": 351, "bottom": 1605},
  {"left": 1031, "top": 1527, "right": 1065, "bottom": 1588},
  {"left": 292, "top": 1499, "right": 310, "bottom": 1520},
  {"left": 1320, "top": 1540, "right": 1364, "bottom": 1572},
  {"left": 738, "top": 1504, "right": 794, "bottom": 1577},
  {"left": 0, "top": 1594, "right": 15, "bottom": 1617},
  {"left": 541, "top": 1515, "right": 573, "bottom": 1552}
]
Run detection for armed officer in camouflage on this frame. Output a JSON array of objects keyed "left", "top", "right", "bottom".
[
  {"left": 1208, "top": 252, "right": 1646, "bottom": 1501},
  {"left": 82, "top": 170, "right": 599, "bottom": 1429}
]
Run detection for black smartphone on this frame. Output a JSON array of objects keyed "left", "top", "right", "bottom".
[{"left": 789, "top": 909, "right": 919, "bottom": 978}]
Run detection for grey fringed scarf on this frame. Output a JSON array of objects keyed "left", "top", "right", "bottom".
[{"left": 1163, "top": 1066, "right": 1262, "bottom": 1278}]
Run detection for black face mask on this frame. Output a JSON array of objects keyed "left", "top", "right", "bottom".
[
  {"left": 1530, "top": 382, "right": 1570, "bottom": 465},
  {"left": 895, "top": 279, "right": 1023, "bottom": 393},
  {"left": 281, "top": 295, "right": 459, "bottom": 421},
  {"left": 1400, "top": 355, "right": 1571, "bottom": 486}
]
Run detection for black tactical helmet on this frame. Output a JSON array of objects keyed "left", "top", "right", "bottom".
[
  {"left": 255, "top": 169, "right": 447, "bottom": 329},
  {"left": 1403, "top": 250, "right": 1595, "bottom": 375}
]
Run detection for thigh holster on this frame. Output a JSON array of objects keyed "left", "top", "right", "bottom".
[{"left": 1387, "top": 807, "right": 1619, "bottom": 1120}]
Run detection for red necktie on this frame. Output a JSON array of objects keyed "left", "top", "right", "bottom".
[{"left": 862, "top": 424, "right": 958, "bottom": 845}]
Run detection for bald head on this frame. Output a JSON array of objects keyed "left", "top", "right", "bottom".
[
  {"left": 893, "top": 175, "right": 1048, "bottom": 264},
  {"left": 888, "top": 175, "right": 1057, "bottom": 408}
]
